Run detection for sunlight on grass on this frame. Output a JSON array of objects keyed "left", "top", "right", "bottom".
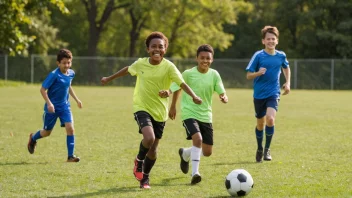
[{"left": 0, "top": 86, "right": 352, "bottom": 197}]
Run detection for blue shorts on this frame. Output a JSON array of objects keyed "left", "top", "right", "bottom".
[
  {"left": 43, "top": 109, "right": 73, "bottom": 130},
  {"left": 253, "top": 96, "right": 279, "bottom": 119}
]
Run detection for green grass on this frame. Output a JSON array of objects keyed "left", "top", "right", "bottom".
[
  {"left": 0, "top": 79, "right": 27, "bottom": 87},
  {"left": 0, "top": 85, "right": 352, "bottom": 198}
]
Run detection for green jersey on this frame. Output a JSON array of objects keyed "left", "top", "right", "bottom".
[
  {"left": 128, "top": 58, "right": 184, "bottom": 122},
  {"left": 170, "top": 66, "right": 225, "bottom": 123}
]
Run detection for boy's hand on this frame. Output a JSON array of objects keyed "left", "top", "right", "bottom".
[
  {"left": 258, "top": 67, "right": 267, "bottom": 76},
  {"left": 168, "top": 106, "right": 177, "bottom": 120},
  {"left": 159, "top": 90, "right": 171, "bottom": 98},
  {"left": 77, "top": 99, "right": 83, "bottom": 108},
  {"left": 47, "top": 103, "right": 55, "bottom": 113},
  {"left": 282, "top": 83, "right": 291, "bottom": 95},
  {"left": 220, "top": 94, "right": 228, "bottom": 103},
  {"left": 101, "top": 77, "right": 109, "bottom": 85},
  {"left": 192, "top": 96, "right": 202, "bottom": 104}
]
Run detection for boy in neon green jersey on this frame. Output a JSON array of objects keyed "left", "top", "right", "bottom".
[
  {"left": 169, "top": 44, "right": 228, "bottom": 185},
  {"left": 101, "top": 32, "right": 202, "bottom": 189}
]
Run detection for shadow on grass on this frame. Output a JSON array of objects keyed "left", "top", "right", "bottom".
[
  {"left": 47, "top": 186, "right": 139, "bottom": 198},
  {"left": 0, "top": 161, "right": 49, "bottom": 166},
  {"left": 48, "top": 177, "right": 186, "bottom": 198},
  {"left": 210, "top": 161, "right": 256, "bottom": 166}
]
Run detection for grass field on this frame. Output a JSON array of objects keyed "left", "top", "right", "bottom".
[{"left": 0, "top": 85, "right": 352, "bottom": 198}]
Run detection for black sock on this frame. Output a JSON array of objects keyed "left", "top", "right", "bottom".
[
  {"left": 137, "top": 140, "right": 149, "bottom": 160},
  {"left": 143, "top": 156, "right": 156, "bottom": 175}
]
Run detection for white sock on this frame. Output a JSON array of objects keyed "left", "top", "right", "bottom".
[
  {"left": 182, "top": 147, "right": 192, "bottom": 162},
  {"left": 191, "top": 146, "right": 201, "bottom": 176}
]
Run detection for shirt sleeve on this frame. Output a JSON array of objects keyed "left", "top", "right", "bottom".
[
  {"left": 282, "top": 52, "right": 289, "bottom": 68},
  {"left": 128, "top": 58, "right": 140, "bottom": 76},
  {"left": 42, "top": 72, "right": 56, "bottom": 89},
  {"left": 168, "top": 63, "right": 184, "bottom": 86},
  {"left": 214, "top": 71, "right": 226, "bottom": 95},
  {"left": 246, "top": 52, "right": 260, "bottom": 72}
]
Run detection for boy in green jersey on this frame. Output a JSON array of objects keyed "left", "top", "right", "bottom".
[
  {"left": 169, "top": 44, "right": 228, "bottom": 184},
  {"left": 101, "top": 32, "right": 202, "bottom": 189}
]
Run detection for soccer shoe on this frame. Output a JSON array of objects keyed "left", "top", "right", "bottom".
[
  {"left": 133, "top": 157, "right": 144, "bottom": 181},
  {"left": 191, "top": 173, "right": 202, "bottom": 185},
  {"left": 140, "top": 175, "right": 151, "bottom": 189},
  {"left": 27, "top": 133, "right": 37, "bottom": 154},
  {"left": 256, "top": 149, "right": 263, "bottom": 163},
  {"left": 67, "top": 155, "right": 80, "bottom": 162},
  {"left": 264, "top": 148, "right": 272, "bottom": 161},
  {"left": 178, "top": 148, "right": 189, "bottom": 174}
]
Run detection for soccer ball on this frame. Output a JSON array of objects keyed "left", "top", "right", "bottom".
[{"left": 225, "top": 169, "right": 254, "bottom": 197}]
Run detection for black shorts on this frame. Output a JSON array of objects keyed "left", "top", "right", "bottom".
[
  {"left": 134, "top": 111, "right": 165, "bottom": 139},
  {"left": 254, "top": 96, "right": 279, "bottom": 119},
  {"left": 182, "top": 118, "right": 213, "bottom": 145}
]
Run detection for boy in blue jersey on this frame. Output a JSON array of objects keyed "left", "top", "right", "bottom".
[
  {"left": 27, "top": 49, "right": 82, "bottom": 162},
  {"left": 246, "top": 26, "right": 291, "bottom": 163},
  {"left": 101, "top": 32, "right": 202, "bottom": 189}
]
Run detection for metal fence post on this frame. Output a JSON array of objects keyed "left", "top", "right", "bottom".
[
  {"left": 4, "top": 54, "right": 8, "bottom": 81},
  {"left": 31, "top": 54, "right": 34, "bottom": 83},
  {"left": 294, "top": 59, "right": 297, "bottom": 89},
  {"left": 331, "top": 59, "right": 334, "bottom": 90}
]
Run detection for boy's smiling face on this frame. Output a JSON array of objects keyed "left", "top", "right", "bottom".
[
  {"left": 196, "top": 51, "right": 213, "bottom": 71},
  {"left": 57, "top": 58, "right": 72, "bottom": 74},
  {"left": 262, "top": 32, "right": 278, "bottom": 51},
  {"left": 147, "top": 38, "right": 166, "bottom": 65}
]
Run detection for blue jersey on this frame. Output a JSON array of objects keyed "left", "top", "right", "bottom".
[
  {"left": 42, "top": 68, "right": 75, "bottom": 112},
  {"left": 246, "top": 49, "right": 289, "bottom": 99}
]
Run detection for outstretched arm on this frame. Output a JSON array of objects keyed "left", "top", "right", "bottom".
[
  {"left": 180, "top": 83, "right": 202, "bottom": 104},
  {"left": 282, "top": 67, "right": 291, "bottom": 95},
  {"left": 101, "top": 66, "right": 129, "bottom": 85},
  {"left": 169, "top": 89, "right": 181, "bottom": 120},
  {"left": 69, "top": 86, "right": 82, "bottom": 108}
]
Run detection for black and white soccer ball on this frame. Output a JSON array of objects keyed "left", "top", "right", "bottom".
[{"left": 225, "top": 169, "right": 254, "bottom": 197}]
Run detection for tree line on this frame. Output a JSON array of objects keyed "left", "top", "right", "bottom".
[{"left": 0, "top": 0, "right": 351, "bottom": 59}]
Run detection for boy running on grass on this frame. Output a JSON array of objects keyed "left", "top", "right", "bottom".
[{"left": 169, "top": 44, "right": 228, "bottom": 185}]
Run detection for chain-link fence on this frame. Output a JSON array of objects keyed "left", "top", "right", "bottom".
[{"left": 0, "top": 55, "right": 351, "bottom": 89}]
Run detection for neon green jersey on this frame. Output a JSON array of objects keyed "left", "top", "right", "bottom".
[
  {"left": 128, "top": 58, "right": 184, "bottom": 122},
  {"left": 170, "top": 66, "right": 225, "bottom": 123}
]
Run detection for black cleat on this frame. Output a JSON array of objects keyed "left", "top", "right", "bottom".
[
  {"left": 256, "top": 149, "right": 263, "bottom": 163},
  {"left": 140, "top": 175, "right": 151, "bottom": 189},
  {"left": 27, "top": 133, "right": 37, "bottom": 154},
  {"left": 191, "top": 173, "right": 202, "bottom": 185},
  {"left": 67, "top": 155, "right": 80, "bottom": 162},
  {"left": 179, "top": 148, "right": 189, "bottom": 174},
  {"left": 264, "top": 148, "right": 272, "bottom": 161}
]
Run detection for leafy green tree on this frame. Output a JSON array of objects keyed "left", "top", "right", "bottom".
[{"left": 0, "top": 0, "right": 69, "bottom": 55}]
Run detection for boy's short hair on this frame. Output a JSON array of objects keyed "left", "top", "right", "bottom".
[
  {"left": 145, "top": 32, "right": 169, "bottom": 49},
  {"left": 57, "top": 49, "right": 72, "bottom": 62},
  {"left": 196, "top": 44, "right": 214, "bottom": 57},
  {"left": 261, "top": 26, "right": 279, "bottom": 39}
]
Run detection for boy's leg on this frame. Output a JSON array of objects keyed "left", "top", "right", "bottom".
[
  {"left": 28, "top": 112, "right": 56, "bottom": 154},
  {"left": 263, "top": 98, "right": 278, "bottom": 161},
  {"left": 64, "top": 122, "right": 80, "bottom": 162},
  {"left": 60, "top": 110, "right": 79, "bottom": 162},
  {"left": 253, "top": 98, "right": 266, "bottom": 163},
  {"left": 264, "top": 107, "right": 277, "bottom": 161}
]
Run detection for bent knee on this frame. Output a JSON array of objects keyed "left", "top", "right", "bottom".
[{"left": 266, "top": 116, "right": 275, "bottom": 126}]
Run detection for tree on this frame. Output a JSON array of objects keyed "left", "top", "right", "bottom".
[
  {"left": 81, "top": 0, "right": 130, "bottom": 56},
  {"left": 0, "top": 0, "right": 69, "bottom": 55}
]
